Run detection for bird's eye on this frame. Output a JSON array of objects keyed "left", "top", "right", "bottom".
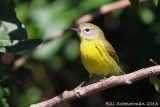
[{"left": 85, "top": 28, "right": 90, "bottom": 32}]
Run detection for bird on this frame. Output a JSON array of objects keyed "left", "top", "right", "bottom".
[{"left": 71, "top": 23, "right": 124, "bottom": 79}]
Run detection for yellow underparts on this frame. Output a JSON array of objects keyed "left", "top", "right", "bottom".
[{"left": 80, "top": 39, "right": 120, "bottom": 76}]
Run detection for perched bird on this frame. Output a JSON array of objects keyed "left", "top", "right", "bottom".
[{"left": 71, "top": 23, "right": 124, "bottom": 78}]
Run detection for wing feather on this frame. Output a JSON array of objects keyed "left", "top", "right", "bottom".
[{"left": 101, "top": 39, "right": 119, "bottom": 65}]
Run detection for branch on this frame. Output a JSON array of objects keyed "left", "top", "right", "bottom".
[
  {"left": 75, "top": 0, "right": 147, "bottom": 25},
  {"left": 30, "top": 65, "right": 160, "bottom": 107}
]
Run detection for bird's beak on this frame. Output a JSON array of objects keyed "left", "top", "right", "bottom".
[{"left": 70, "top": 27, "right": 80, "bottom": 32}]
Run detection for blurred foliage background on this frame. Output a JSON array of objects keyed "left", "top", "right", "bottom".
[{"left": 0, "top": 0, "right": 160, "bottom": 107}]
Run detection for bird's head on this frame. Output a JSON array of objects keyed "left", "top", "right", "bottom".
[{"left": 71, "top": 23, "right": 105, "bottom": 40}]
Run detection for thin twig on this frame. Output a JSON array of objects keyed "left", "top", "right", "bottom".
[{"left": 30, "top": 65, "right": 160, "bottom": 107}]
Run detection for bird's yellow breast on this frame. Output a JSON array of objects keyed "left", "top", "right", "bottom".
[{"left": 80, "top": 39, "right": 120, "bottom": 76}]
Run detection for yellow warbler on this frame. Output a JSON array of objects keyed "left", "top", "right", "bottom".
[{"left": 71, "top": 23, "right": 124, "bottom": 77}]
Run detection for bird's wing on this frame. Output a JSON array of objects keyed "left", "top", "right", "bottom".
[{"left": 101, "top": 39, "right": 119, "bottom": 65}]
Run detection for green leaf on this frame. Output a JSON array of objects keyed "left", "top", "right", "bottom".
[
  {"left": 139, "top": 7, "right": 155, "bottom": 24},
  {"left": 0, "top": 0, "right": 42, "bottom": 53},
  {"left": 153, "top": 0, "right": 159, "bottom": 7},
  {"left": 64, "top": 38, "right": 80, "bottom": 60},
  {"left": 0, "top": 39, "right": 42, "bottom": 53},
  {"left": 33, "top": 33, "right": 70, "bottom": 60},
  {"left": 0, "top": 98, "right": 9, "bottom": 107},
  {"left": 0, "top": 1, "right": 28, "bottom": 40},
  {"left": 129, "top": 0, "right": 139, "bottom": 8},
  {"left": 0, "top": 67, "right": 21, "bottom": 84},
  {"left": 30, "top": 1, "right": 77, "bottom": 40},
  {"left": 150, "top": 59, "right": 159, "bottom": 65},
  {"left": 79, "top": 0, "right": 113, "bottom": 12},
  {"left": 0, "top": 80, "right": 13, "bottom": 97},
  {"left": 15, "top": 86, "right": 42, "bottom": 107},
  {"left": 0, "top": 79, "right": 12, "bottom": 107},
  {"left": 150, "top": 76, "right": 160, "bottom": 92}
]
